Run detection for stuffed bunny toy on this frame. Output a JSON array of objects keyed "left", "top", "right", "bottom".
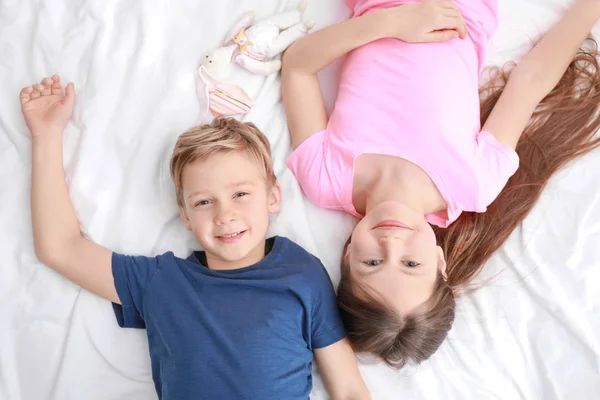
[{"left": 202, "top": 0, "right": 315, "bottom": 79}]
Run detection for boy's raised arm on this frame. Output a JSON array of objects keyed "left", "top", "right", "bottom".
[{"left": 23, "top": 75, "right": 119, "bottom": 304}]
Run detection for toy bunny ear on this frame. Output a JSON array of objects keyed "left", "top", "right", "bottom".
[
  {"left": 196, "top": 67, "right": 213, "bottom": 123},
  {"left": 198, "top": 66, "right": 253, "bottom": 117},
  {"left": 224, "top": 11, "right": 256, "bottom": 45}
]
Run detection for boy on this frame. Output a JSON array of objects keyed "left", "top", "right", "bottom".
[{"left": 20, "top": 75, "right": 370, "bottom": 400}]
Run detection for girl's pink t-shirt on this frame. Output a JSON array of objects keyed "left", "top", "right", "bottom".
[{"left": 287, "top": 0, "right": 518, "bottom": 228}]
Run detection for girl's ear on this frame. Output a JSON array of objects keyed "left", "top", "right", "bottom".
[{"left": 437, "top": 246, "right": 447, "bottom": 281}]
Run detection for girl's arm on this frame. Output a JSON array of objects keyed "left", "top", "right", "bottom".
[
  {"left": 483, "top": 0, "right": 600, "bottom": 148},
  {"left": 314, "top": 338, "right": 371, "bottom": 400},
  {"left": 282, "top": 0, "right": 467, "bottom": 149}
]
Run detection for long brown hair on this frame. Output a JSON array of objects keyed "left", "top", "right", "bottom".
[
  {"left": 438, "top": 41, "right": 600, "bottom": 287},
  {"left": 338, "top": 42, "right": 600, "bottom": 367}
]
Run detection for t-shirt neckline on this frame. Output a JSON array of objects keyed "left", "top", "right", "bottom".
[{"left": 189, "top": 236, "right": 281, "bottom": 274}]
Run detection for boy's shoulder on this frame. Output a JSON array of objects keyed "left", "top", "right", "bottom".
[
  {"left": 275, "top": 236, "right": 319, "bottom": 263},
  {"left": 274, "top": 236, "right": 330, "bottom": 278}
]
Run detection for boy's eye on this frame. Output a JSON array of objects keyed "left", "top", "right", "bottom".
[
  {"left": 195, "top": 200, "right": 210, "bottom": 207},
  {"left": 235, "top": 192, "right": 249, "bottom": 198},
  {"left": 364, "top": 260, "right": 382, "bottom": 267},
  {"left": 403, "top": 261, "right": 420, "bottom": 268}
]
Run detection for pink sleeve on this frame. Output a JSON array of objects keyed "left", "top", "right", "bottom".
[
  {"left": 286, "top": 131, "right": 327, "bottom": 207},
  {"left": 475, "top": 130, "right": 520, "bottom": 210}
]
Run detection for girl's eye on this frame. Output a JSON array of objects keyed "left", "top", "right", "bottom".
[
  {"left": 235, "top": 192, "right": 249, "bottom": 198},
  {"left": 195, "top": 200, "right": 210, "bottom": 207},
  {"left": 364, "top": 260, "right": 382, "bottom": 267},
  {"left": 403, "top": 261, "right": 420, "bottom": 268}
]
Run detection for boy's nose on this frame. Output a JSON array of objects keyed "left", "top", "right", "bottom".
[{"left": 214, "top": 206, "right": 236, "bottom": 225}]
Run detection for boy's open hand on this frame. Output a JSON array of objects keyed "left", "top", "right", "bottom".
[
  {"left": 383, "top": 0, "right": 468, "bottom": 43},
  {"left": 20, "top": 75, "right": 75, "bottom": 137}
]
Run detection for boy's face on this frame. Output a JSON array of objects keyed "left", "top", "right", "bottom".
[{"left": 179, "top": 152, "right": 281, "bottom": 270}]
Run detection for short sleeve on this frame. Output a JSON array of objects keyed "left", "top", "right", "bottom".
[
  {"left": 476, "top": 130, "right": 520, "bottom": 210},
  {"left": 286, "top": 130, "right": 326, "bottom": 207},
  {"left": 111, "top": 253, "right": 160, "bottom": 329},
  {"left": 309, "top": 261, "right": 346, "bottom": 349}
]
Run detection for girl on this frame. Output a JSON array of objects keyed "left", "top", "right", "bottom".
[{"left": 282, "top": 0, "right": 600, "bottom": 367}]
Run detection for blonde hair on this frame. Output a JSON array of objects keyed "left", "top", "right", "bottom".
[{"left": 170, "top": 117, "right": 277, "bottom": 207}]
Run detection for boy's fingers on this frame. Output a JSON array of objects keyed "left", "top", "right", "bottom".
[
  {"left": 20, "top": 86, "right": 33, "bottom": 104},
  {"left": 39, "top": 77, "right": 52, "bottom": 95},
  {"left": 51, "top": 81, "right": 63, "bottom": 95},
  {"left": 41, "top": 77, "right": 53, "bottom": 87},
  {"left": 63, "top": 82, "right": 76, "bottom": 107},
  {"left": 49, "top": 75, "right": 63, "bottom": 94}
]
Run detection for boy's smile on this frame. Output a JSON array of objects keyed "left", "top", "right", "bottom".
[{"left": 215, "top": 230, "right": 246, "bottom": 243}]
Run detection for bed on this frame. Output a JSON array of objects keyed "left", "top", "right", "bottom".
[{"left": 1, "top": 0, "right": 599, "bottom": 399}]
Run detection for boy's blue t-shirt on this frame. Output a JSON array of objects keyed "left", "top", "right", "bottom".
[{"left": 111, "top": 236, "right": 346, "bottom": 400}]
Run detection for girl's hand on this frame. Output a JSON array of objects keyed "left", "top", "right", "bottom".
[
  {"left": 382, "top": 0, "right": 468, "bottom": 43},
  {"left": 20, "top": 75, "right": 75, "bottom": 137}
]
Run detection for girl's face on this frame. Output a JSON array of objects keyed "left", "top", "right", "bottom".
[{"left": 346, "top": 201, "right": 446, "bottom": 313}]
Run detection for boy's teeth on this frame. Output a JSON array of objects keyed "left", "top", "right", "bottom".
[{"left": 220, "top": 232, "right": 240, "bottom": 238}]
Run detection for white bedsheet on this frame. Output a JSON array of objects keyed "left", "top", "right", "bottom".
[{"left": 1, "top": 0, "right": 599, "bottom": 399}]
